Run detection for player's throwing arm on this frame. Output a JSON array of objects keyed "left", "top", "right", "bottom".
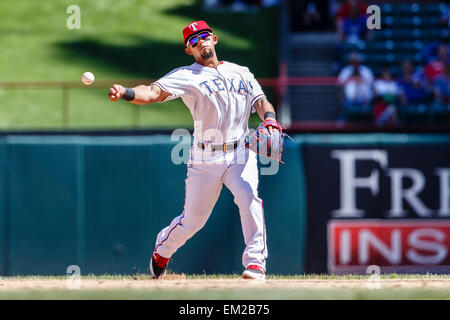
[{"left": 108, "top": 83, "right": 170, "bottom": 104}]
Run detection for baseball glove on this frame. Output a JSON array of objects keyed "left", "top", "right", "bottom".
[{"left": 246, "top": 119, "right": 290, "bottom": 163}]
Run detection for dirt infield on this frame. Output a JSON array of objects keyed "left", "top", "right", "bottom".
[{"left": 1, "top": 277, "right": 450, "bottom": 291}]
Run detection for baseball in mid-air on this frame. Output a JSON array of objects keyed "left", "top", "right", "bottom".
[{"left": 81, "top": 72, "right": 95, "bottom": 85}]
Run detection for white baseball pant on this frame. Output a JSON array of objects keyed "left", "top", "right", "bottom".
[{"left": 154, "top": 143, "right": 267, "bottom": 270}]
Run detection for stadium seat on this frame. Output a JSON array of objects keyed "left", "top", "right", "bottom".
[
  {"left": 396, "top": 16, "right": 423, "bottom": 28},
  {"left": 344, "top": 107, "right": 373, "bottom": 123},
  {"left": 391, "top": 3, "right": 420, "bottom": 15},
  {"left": 398, "top": 104, "right": 431, "bottom": 124},
  {"left": 421, "top": 29, "right": 446, "bottom": 41},
  {"left": 341, "top": 42, "right": 362, "bottom": 52},
  {"left": 366, "top": 52, "right": 396, "bottom": 64},
  {"left": 365, "top": 40, "right": 394, "bottom": 52},
  {"left": 382, "top": 15, "right": 395, "bottom": 28},
  {"left": 430, "top": 104, "right": 450, "bottom": 123},
  {"left": 393, "top": 29, "right": 423, "bottom": 40},
  {"left": 396, "top": 41, "right": 424, "bottom": 52},
  {"left": 381, "top": 3, "right": 393, "bottom": 14},
  {"left": 422, "top": 3, "right": 446, "bottom": 16},
  {"left": 395, "top": 52, "right": 423, "bottom": 64}
]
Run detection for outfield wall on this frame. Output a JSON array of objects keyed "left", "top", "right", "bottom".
[{"left": 0, "top": 134, "right": 449, "bottom": 276}]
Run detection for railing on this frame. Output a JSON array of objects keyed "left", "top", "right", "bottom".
[
  {"left": 1, "top": 77, "right": 449, "bottom": 133},
  {"left": 0, "top": 77, "right": 335, "bottom": 130},
  {"left": 0, "top": 80, "right": 157, "bottom": 129}
]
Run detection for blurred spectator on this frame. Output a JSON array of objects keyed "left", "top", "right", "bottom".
[
  {"left": 339, "top": 7, "right": 368, "bottom": 43},
  {"left": 336, "top": 0, "right": 368, "bottom": 25},
  {"left": 432, "top": 63, "right": 450, "bottom": 112},
  {"left": 441, "top": 4, "right": 450, "bottom": 38},
  {"left": 372, "top": 68, "right": 399, "bottom": 126},
  {"left": 337, "top": 51, "right": 374, "bottom": 84},
  {"left": 397, "top": 60, "right": 430, "bottom": 108},
  {"left": 421, "top": 40, "right": 450, "bottom": 64},
  {"left": 329, "top": 0, "right": 342, "bottom": 21},
  {"left": 336, "top": 0, "right": 369, "bottom": 43},
  {"left": 337, "top": 52, "right": 374, "bottom": 121},
  {"left": 301, "top": 1, "right": 324, "bottom": 31},
  {"left": 424, "top": 43, "right": 450, "bottom": 84},
  {"left": 340, "top": 69, "right": 373, "bottom": 120},
  {"left": 290, "top": 0, "right": 331, "bottom": 32}
]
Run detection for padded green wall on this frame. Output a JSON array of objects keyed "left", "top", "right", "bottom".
[{"left": 0, "top": 135, "right": 306, "bottom": 276}]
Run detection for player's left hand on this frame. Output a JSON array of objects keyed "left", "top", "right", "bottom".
[
  {"left": 259, "top": 118, "right": 279, "bottom": 135},
  {"left": 248, "top": 119, "right": 289, "bottom": 163},
  {"left": 266, "top": 125, "right": 279, "bottom": 135}
]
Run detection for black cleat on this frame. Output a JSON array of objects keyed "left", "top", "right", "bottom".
[{"left": 150, "top": 251, "right": 170, "bottom": 279}]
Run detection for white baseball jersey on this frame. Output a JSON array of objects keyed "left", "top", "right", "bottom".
[{"left": 153, "top": 61, "right": 266, "bottom": 144}]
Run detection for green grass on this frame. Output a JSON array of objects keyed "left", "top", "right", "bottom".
[
  {"left": 0, "top": 0, "right": 278, "bottom": 130},
  {"left": 1, "top": 288, "right": 449, "bottom": 300},
  {"left": 0, "top": 274, "right": 449, "bottom": 300},
  {"left": 3, "top": 273, "right": 450, "bottom": 280}
]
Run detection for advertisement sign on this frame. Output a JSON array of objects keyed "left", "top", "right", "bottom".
[
  {"left": 328, "top": 220, "right": 450, "bottom": 273},
  {"left": 304, "top": 143, "right": 450, "bottom": 273}
]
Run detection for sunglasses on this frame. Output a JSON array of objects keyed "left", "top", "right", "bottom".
[{"left": 188, "top": 32, "right": 212, "bottom": 48}]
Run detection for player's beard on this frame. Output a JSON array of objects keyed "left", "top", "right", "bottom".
[{"left": 201, "top": 48, "right": 213, "bottom": 60}]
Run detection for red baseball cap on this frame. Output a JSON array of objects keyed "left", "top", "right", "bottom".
[{"left": 183, "top": 20, "right": 213, "bottom": 46}]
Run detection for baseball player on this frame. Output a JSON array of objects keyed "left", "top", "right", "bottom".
[{"left": 109, "top": 20, "right": 282, "bottom": 281}]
